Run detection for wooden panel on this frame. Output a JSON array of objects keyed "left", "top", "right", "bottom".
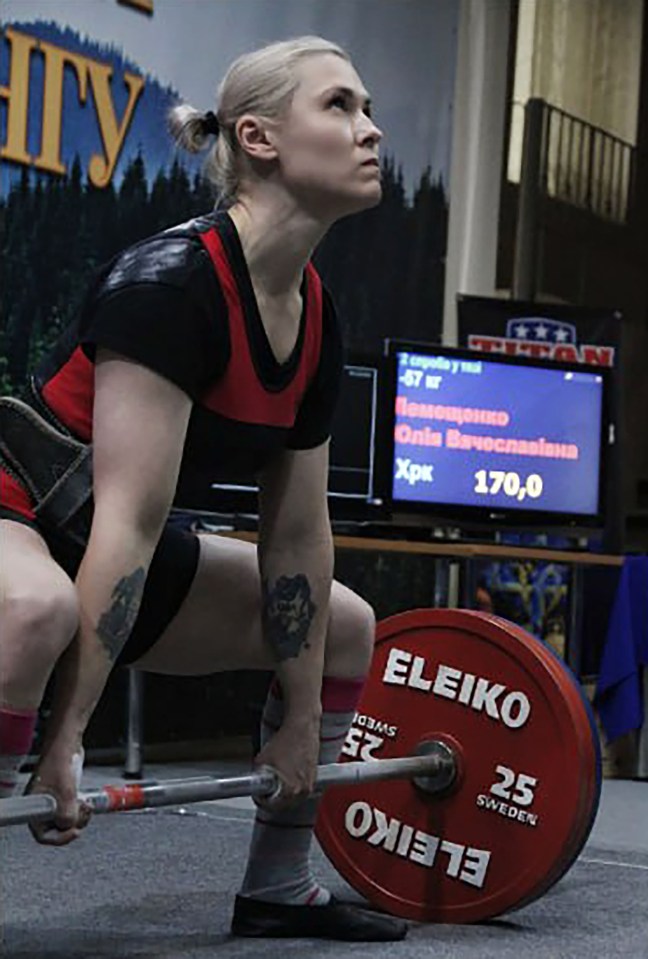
[{"left": 216, "top": 530, "right": 623, "bottom": 567}]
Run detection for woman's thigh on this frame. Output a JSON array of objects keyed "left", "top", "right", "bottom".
[{"left": 129, "top": 533, "right": 370, "bottom": 677}]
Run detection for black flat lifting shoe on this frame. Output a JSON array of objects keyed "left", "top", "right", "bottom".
[{"left": 230, "top": 894, "right": 409, "bottom": 941}]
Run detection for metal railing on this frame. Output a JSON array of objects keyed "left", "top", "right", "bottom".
[{"left": 510, "top": 99, "right": 636, "bottom": 224}]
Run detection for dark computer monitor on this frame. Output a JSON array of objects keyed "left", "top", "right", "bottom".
[
  {"left": 177, "top": 362, "right": 379, "bottom": 517},
  {"left": 328, "top": 363, "right": 378, "bottom": 502}
]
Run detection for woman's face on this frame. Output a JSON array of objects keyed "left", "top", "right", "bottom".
[{"left": 272, "top": 53, "right": 383, "bottom": 220}]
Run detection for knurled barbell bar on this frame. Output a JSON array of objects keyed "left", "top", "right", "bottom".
[{"left": 0, "top": 742, "right": 455, "bottom": 828}]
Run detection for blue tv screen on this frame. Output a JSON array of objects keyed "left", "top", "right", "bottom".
[{"left": 382, "top": 343, "right": 609, "bottom": 527}]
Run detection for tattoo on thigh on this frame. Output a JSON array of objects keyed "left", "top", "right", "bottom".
[
  {"left": 262, "top": 573, "right": 316, "bottom": 661},
  {"left": 96, "top": 567, "right": 146, "bottom": 663}
]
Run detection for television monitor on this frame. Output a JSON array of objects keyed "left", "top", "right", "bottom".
[{"left": 377, "top": 341, "right": 612, "bottom": 531}]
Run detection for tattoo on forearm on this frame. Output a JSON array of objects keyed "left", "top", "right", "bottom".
[
  {"left": 262, "top": 573, "right": 317, "bottom": 661},
  {"left": 96, "top": 568, "right": 146, "bottom": 663}
]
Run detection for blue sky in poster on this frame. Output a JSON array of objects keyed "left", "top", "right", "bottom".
[
  {"left": 1, "top": 0, "right": 459, "bottom": 198},
  {"left": 0, "top": 19, "right": 189, "bottom": 195}
]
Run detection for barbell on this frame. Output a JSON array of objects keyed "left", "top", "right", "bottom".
[
  {"left": 0, "top": 609, "right": 602, "bottom": 925},
  {"left": 0, "top": 745, "right": 454, "bottom": 826}
]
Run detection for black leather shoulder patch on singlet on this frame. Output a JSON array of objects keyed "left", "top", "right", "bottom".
[{"left": 97, "top": 230, "right": 210, "bottom": 298}]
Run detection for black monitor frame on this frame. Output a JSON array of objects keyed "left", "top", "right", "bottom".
[
  {"left": 177, "top": 357, "right": 381, "bottom": 519},
  {"left": 375, "top": 339, "right": 614, "bottom": 534}
]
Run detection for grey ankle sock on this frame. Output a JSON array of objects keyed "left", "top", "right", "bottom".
[{"left": 239, "top": 681, "right": 357, "bottom": 906}]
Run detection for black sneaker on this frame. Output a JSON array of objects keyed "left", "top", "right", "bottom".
[{"left": 230, "top": 894, "right": 408, "bottom": 941}]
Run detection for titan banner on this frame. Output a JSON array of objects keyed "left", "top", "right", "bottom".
[{"left": 456, "top": 295, "right": 621, "bottom": 369}]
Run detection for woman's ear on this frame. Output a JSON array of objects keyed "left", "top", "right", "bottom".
[{"left": 235, "top": 115, "right": 279, "bottom": 162}]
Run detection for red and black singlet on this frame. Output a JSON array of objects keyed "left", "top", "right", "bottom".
[{"left": 1, "top": 212, "right": 343, "bottom": 520}]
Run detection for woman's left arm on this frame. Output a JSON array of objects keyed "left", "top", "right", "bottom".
[{"left": 256, "top": 441, "right": 334, "bottom": 791}]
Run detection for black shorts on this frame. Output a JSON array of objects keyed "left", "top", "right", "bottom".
[
  {"left": 117, "top": 522, "right": 201, "bottom": 666},
  {"left": 0, "top": 469, "right": 201, "bottom": 667}
]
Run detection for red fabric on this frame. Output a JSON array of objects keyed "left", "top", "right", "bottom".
[
  {"left": 270, "top": 675, "right": 366, "bottom": 713},
  {"left": 320, "top": 676, "right": 366, "bottom": 713},
  {"left": 41, "top": 346, "right": 94, "bottom": 442},
  {"left": 199, "top": 227, "right": 323, "bottom": 427},
  {"left": 0, "top": 707, "right": 38, "bottom": 755},
  {"left": 0, "top": 468, "right": 35, "bottom": 521}
]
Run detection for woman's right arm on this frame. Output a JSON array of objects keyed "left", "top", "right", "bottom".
[{"left": 31, "top": 349, "right": 192, "bottom": 839}]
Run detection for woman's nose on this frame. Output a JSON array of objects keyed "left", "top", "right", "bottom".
[{"left": 358, "top": 115, "right": 383, "bottom": 146}]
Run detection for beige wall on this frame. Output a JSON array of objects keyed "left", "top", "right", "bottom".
[{"left": 508, "top": 0, "right": 644, "bottom": 183}]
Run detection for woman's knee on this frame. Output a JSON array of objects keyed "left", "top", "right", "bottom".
[
  {"left": 2, "top": 578, "right": 78, "bottom": 676},
  {"left": 326, "top": 584, "right": 376, "bottom": 678}
]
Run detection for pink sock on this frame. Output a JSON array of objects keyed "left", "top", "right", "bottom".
[
  {"left": 320, "top": 675, "right": 366, "bottom": 714},
  {"left": 268, "top": 674, "right": 366, "bottom": 714},
  {"left": 0, "top": 706, "right": 38, "bottom": 797}
]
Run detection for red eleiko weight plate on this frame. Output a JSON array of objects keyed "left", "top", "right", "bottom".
[
  {"left": 493, "top": 616, "right": 601, "bottom": 911},
  {"left": 315, "top": 608, "right": 599, "bottom": 923}
]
